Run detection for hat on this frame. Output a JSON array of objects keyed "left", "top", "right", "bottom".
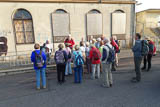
[
  {"left": 86, "top": 42, "right": 89, "bottom": 46},
  {"left": 97, "top": 38, "right": 101, "bottom": 42},
  {"left": 68, "top": 34, "right": 71, "bottom": 37},
  {"left": 145, "top": 36, "right": 150, "bottom": 40}
]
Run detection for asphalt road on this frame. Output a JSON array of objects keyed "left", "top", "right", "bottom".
[{"left": 0, "top": 55, "right": 160, "bottom": 107}]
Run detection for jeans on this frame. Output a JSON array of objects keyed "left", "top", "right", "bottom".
[
  {"left": 134, "top": 57, "right": 142, "bottom": 81},
  {"left": 74, "top": 66, "right": 83, "bottom": 83},
  {"left": 92, "top": 64, "right": 100, "bottom": 79},
  {"left": 102, "top": 64, "right": 112, "bottom": 87},
  {"left": 46, "top": 53, "right": 51, "bottom": 64},
  {"left": 57, "top": 64, "right": 65, "bottom": 83},
  {"left": 86, "top": 57, "right": 91, "bottom": 73},
  {"left": 65, "top": 62, "right": 72, "bottom": 75},
  {"left": 35, "top": 68, "right": 46, "bottom": 88},
  {"left": 143, "top": 54, "right": 152, "bottom": 70}
]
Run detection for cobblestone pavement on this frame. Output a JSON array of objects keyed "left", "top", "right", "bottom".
[{"left": 0, "top": 55, "right": 160, "bottom": 107}]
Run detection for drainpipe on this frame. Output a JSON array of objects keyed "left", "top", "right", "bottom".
[{"left": 131, "top": 3, "right": 136, "bottom": 47}]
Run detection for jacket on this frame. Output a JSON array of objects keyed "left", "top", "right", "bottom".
[
  {"left": 102, "top": 43, "right": 112, "bottom": 64},
  {"left": 132, "top": 40, "right": 142, "bottom": 57},
  {"left": 89, "top": 47, "right": 101, "bottom": 64},
  {"left": 64, "top": 39, "right": 75, "bottom": 49},
  {"left": 54, "top": 49, "right": 68, "bottom": 65},
  {"left": 111, "top": 40, "right": 119, "bottom": 53},
  {"left": 148, "top": 40, "right": 154, "bottom": 55},
  {"left": 72, "top": 51, "right": 84, "bottom": 67},
  {"left": 31, "top": 50, "right": 46, "bottom": 70}
]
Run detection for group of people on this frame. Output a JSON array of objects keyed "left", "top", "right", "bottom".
[
  {"left": 30, "top": 34, "right": 121, "bottom": 90},
  {"left": 30, "top": 33, "right": 156, "bottom": 90}
]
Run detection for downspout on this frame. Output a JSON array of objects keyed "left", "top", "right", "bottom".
[{"left": 131, "top": 3, "right": 136, "bottom": 47}]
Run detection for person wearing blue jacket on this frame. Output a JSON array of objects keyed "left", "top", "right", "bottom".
[
  {"left": 72, "top": 45, "right": 84, "bottom": 83},
  {"left": 132, "top": 33, "right": 142, "bottom": 83},
  {"left": 31, "top": 43, "right": 47, "bottom": 90}
]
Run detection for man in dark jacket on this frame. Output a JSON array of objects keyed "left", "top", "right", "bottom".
[{"left": 132, "top": 33, "right": 142, "bottom": 82}]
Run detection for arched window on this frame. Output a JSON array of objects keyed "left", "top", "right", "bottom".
[
  {"left": 114, "top": 10, "right": 125, "bottom": 13},
  {"left": 52, "top": 9, "right": 70, "bottom": 43},
  {"left": 13, "top": 9, "right": 35, "bottom": 44},
  {"left": 55, "top": 9, "right": 67, "bottom": 14},
  {"left": 87, "top": 9, "right": 102, "bottom": 40},
  {"left": 88, "top": 9, "right": 101, "bottom": 14},
  {"left": 112, "top": 9, "right": 126, "bottom": 39}
]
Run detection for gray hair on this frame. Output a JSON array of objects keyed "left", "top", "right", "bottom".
[
  {"left": 103, "top": 38, "right": 109, "bottom": 43},
  {"left": 75, "top": 45, "right": 80, "bottom": 50}
]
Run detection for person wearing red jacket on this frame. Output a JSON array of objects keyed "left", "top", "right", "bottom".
[
  {"left": 89, "top": 45, "right": 101, "bottom": 79},
  {"left": 110, "top": 37, "right": 119, "bottom": 71},
  {"left": 64, "top": 34, "right": 75, "bottom": 49},
  {"left": 153, "top": 42, "right": 156, "bottom": 56}
]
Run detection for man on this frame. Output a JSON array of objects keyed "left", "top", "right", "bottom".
[
  {"left": 132, "top": 33, "right": 142, "bottom": 82},
  {"left": 89, "top": 45, "right": 101, "bottom": 79},
  {"left": 142, "top": 37, "right": 154, "bottom": 71},
  {"left": 64, "top": 34, "right": 75, "bottom": 50},
  {"left": 101, "top": 38, "right": 113, "bottom": 88}
]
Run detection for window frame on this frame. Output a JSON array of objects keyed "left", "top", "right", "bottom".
[
  {"left": 52, "top": 9, "right": 70, "bottom": 43},
  {"left": 13, "top": 9, "right": 35, "bottom": 45},
  {"left": 86, "top": 9, "right": 103, "bottom": 41}
]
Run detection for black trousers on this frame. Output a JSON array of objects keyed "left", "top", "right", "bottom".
[
  {"left": 57, "top": 64, "right": 65, "bottom": 82},
  {"left": 143, "top": 54, "right": 152, "bottom": 69}
]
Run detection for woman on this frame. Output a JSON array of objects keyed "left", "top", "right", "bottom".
[
  {"left": 31, "top": 43, "right": 47, "bottom": 90},
  {"left": 80, "top": 41, "right": 86, "bottom": 59},
  {"left": 85, "top": 42, "right": 91, "bottom": 73},
  {"left": 64, "top": 43, "right": 72, "bottom": 76},
  {"left": 54, "top": 44, "right": 68, "bottom": 84},
  {"left": 72, "top": 45, "right": 84, "bottom": 83}
]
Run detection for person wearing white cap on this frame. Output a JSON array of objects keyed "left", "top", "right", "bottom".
[
  {"left": 64, "top": 34, "right": 75, "bottom": 49},
  {"left": 95, "top": 38, "right": 101, "bottom": 49},
  {"left": 101, "top": 38, "right": 113, "bottom": 88}
]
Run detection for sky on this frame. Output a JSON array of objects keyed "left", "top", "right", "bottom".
[{"left": 136, "top": 0, "right": 160, "bottom": 12}]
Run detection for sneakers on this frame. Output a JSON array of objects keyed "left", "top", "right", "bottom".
[
  {"left": 36, "top": 86, "right": 47, "bottom": 90},
  {"left": 141, "top": 67, "right": 146, "bottom": 70},
  {"left": 101, "top": 83, "right": 112, "bottom": 88},
  {"left": 36, "top": 87, "right": 40, "bottom": 90},
  {"left": 43, "top": 86, "right": 46, "bottom": 89},
  {"left": 131, "top": 77, "right": 140, "bottom": 83}
]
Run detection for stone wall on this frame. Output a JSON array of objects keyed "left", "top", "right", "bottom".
[{"left": 0, "top": 2, "right": 133, "bottom": 55}]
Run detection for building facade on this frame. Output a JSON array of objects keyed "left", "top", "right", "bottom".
[
  {"left": 0, "top": 0, "right": 136, "bottom": 56},
  {"left": 136, "top": 9, "right": 160, "bottom": 40}
]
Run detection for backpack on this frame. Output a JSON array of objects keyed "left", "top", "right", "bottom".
[
  {"left": 34, "top": 51, "right": 44, "bottom": 69},
  {"left": 115, "top": 40, "right": 120, "bottom": 53},
  {"left": 55, "top": 50, "right": 65, "bottom": 64},
  {"left": 141, "top": 40, "right": 149, "bottom": 56},
  {"left": 92, "top": 48, "right": 101, "bottom": 60},
  {"left": 106, "top": 45, "right": 115, "bottom": 63},
  {"left": 68, "top": 51, "right": 72, "bottom": 59},
  {"left": 148, "top": 42, "right": 154, "bottom": 53},
  {"left": 75, "top": 52, "right": 84, "bottom": 67}
]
